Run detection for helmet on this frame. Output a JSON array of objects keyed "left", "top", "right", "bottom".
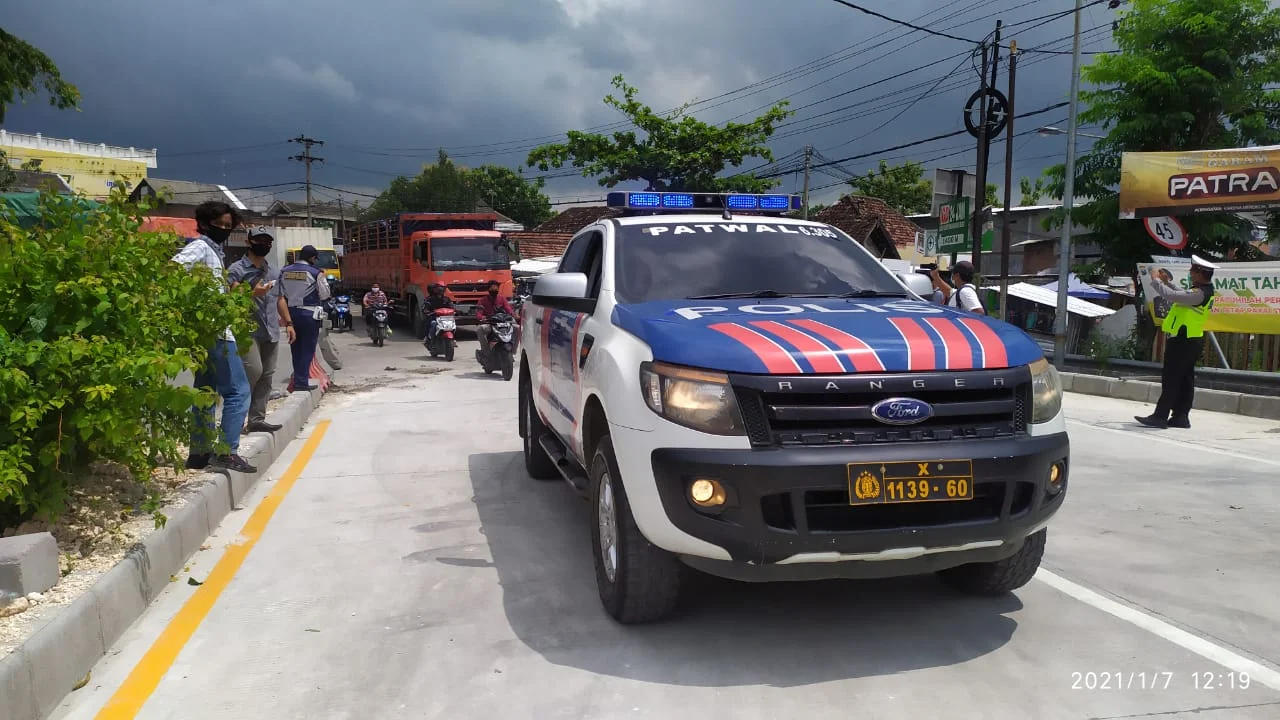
[{"left": 429, "top": 282, "right": 445, "bottom": 293}]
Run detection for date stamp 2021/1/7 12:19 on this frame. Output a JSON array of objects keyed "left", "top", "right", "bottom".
[{"left": 1071, "top": 671, "right": 1251, "bottom": 691}]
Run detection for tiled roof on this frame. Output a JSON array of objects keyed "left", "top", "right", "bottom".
[
  {"left": 130, "top": 178, "right": 248, "bottom": 210},
  {"left": 507, "top": 231, "right": 573, "bottom": 258},
  {"left": 532, "top": 206, "right": 623, "bottom": 234},
  {"left": 11, "top": 170, "right": 73, "bottom": 194},
  {"left": 814, "top": 195, "right": 921, "bottom": 248}
]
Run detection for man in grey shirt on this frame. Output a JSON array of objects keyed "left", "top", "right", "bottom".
[{"left": 228, "top": 227, "right": 296, "bottom": 433}]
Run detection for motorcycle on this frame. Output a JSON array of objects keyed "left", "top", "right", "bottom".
[
  {"left": 476, "top": 311, "right": 517, "bottom": 381},
  {"left": 332, "top": 294, "right": 352, "bottom": 332},
  {"left": 367, "top": 302, "right": 392, "bottom": 347},
  {"left": 424, "top": 307, "right": 457, "bottom": 361}
]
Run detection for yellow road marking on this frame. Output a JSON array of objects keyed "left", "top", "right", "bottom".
[{"left": 95, "top": 420, "right": 331, "bottom": 719}]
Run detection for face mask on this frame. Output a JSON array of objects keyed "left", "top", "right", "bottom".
[
  {"left": 205, "top": 226, "right": 232, "bottom": 244},
  {"left": 250, "top": 243, "right": 271, "bottom": 257},
  {"left": 488, "top": 289, "right": 499, "bottom": 297},
  {"left": 372, "top": 288, "right": 381, "bottom": 294}
]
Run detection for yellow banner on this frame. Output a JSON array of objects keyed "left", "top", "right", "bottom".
[
  {"left": 1137, "top": 260, "right": 1280, "bottom": 334},
  {"left": 1119, "top": 146, "right": 1280, "bottom": 219}
]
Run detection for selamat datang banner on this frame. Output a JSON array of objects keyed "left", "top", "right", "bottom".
[
  {"left": 1137, "top": 259, "right": 1280, "bottom": 334},
  {"left": 1119, "top": 145, "right": 1280, "bottom": 219}
]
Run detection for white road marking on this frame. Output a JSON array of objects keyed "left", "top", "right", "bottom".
[
  {"left": 1036, "top": 569, "right": 1280, "bottom": 692},
  {"left": 1066, "top": 419, "right": 1280, "bottom": 469}
]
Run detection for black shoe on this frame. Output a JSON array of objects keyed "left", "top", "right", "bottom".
[
  {"left": 1134, "top": 414, "right": 1168, "bottom": 429},
  {"left": 212, "top": 454, "right": 258, "bottom": 474},
  {"left": 184, "top": 453, "right": 211, "bottom": 470},
  {"left": 1167, "top": 416, "right": 1191, "bottom": 429},
  {"left": 247, "top": 420, "right": 282, "bottom": 433}
]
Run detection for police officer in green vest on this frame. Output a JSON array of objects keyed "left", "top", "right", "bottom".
[{"left": 1136, "top": 255, "right": 1217, "bottom": 429}]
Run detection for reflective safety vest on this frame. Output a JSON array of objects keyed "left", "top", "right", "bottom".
[
  {"left": 281, "top": 262, "right": 323, "bottom": 308},
  {"left": 1162, "top": 283, "right": 1215, "bottom": 338}
]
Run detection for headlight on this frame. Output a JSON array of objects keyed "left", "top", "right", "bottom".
[
  {"left": 1029, "top": 357, "right": 1063, "bottom": 423},
  {"left": 639, "top": 362, "right": 745, "bottom": 436}
]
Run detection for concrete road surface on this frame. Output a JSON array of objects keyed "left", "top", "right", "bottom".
[{"left": 52, "top": 329, "right": 1280, "bottom": 719}]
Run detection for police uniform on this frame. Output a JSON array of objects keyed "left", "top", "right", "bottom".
[
  {"left": 1137, "top": 255, "right": 1217, "bottom": 429},
  {"left": 280, "top": 246, "right": 331, "bottom": 391}
]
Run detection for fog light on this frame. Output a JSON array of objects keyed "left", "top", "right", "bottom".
[
  {"left": 689, "top": 478, "right": 726, "bottom": 507},
  {"left": 1047, "top": 462, "right": 1065, "bottom": 496}
]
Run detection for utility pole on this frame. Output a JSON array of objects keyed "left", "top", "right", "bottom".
[
  {"left": 337, "top": 195, "right": 346, "bottom": 241},
  {"left": 999, "top": 41, "right": 1018, "bottom": 323},
  {"left": 289, "top": 135, "right": 325, "bottom": 226},
  {"left": 802, "top": 145, "right": 813, "bottom": 220},
  {"left": 972, "top": 20, "right": 1002, "bottom": 275},
  {"left": 1054, "top": 0, "right": 1084, "bottom": 366}
]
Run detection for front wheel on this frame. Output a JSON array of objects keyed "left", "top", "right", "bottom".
[
  {"left": 500, "top": 350, "right": 514, "bottom": 381},
  {"left": 937, "top": 530, "right": 1046, "bottom": 595},
  {"left": 590, "top": 436, "right": 683, "bottom": 624}
]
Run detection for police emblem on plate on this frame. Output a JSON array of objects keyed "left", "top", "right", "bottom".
[
  {"left": 870, "top": 397, "right": 933, "bottom": 426},
  {"left": 853, "top": 471, "right": 881, "bottom": 501}
]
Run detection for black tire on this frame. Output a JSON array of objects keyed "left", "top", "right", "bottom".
[
  {"left": 500, "top": 351, "right": 514, "bottom": 381},
  {"left": 521, "top": 375, "right": 559, "bottom": 480},
  {"left": 589, "top": 436, "right": 683, "bottom": 624},
  {"left": 937, "top": 530, "right": 1046, "bottom": 595},
  {"left": 444, "top": 341, "right": 455, "bottom": 362},
  {"left": 411, "top": 298, "right": 425, "bottom": 338}
]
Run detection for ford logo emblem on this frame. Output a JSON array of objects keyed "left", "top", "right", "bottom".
[{"left": 870, "top": 397, "right": 933, "bottom": 426}]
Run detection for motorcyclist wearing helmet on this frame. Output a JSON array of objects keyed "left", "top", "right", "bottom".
[
  {"left": 475, "top": 280, "right": 515, "bottom": 351},
  {"left": 423, "top": 282, "right": 455, "bottom": 339}
]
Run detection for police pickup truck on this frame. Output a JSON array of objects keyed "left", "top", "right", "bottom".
[{"left": 518, "top": 191, "right": 1068, "bottom": 624}]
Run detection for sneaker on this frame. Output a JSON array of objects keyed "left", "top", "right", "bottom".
[
  {"left": 247, "top": 420, "right": 282, "bottom": 433},
  {"left": 1134, "top": 414, "right": 1168, "bottom": 429},
  {"left": 184, "top": 453, "right": 211, "bottom": 470},
  {"left": 1167, "top": 416, "right": 1191, "bottom": 429},
  {"left": 212, "top": 454, "right": 258, "bottom": 474}
]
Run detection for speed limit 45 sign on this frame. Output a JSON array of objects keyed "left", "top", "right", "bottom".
[{"left": 1143, "top": 216, "right": 1187, "bottom": 250}]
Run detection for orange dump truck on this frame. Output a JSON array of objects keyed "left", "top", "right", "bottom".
[{"left": 342, "top": 212, "right": 514, "bottom": 336}]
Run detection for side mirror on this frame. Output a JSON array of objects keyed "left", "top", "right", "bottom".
[
  {"left": 532, "top": 272, "right": 594, "bottom": 313},
  {"left": 900, "top": 272, "right": 935, "bottom": 299}
]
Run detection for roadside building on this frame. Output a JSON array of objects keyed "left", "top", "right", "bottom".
[{"left": 0, "top": 130, "right": 155, "bottom": 199}]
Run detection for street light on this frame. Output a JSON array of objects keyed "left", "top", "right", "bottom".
[
  {"left": 1037, "top": 125, "right": 1106, "bottom": 140},
  {"left": 1053, "top": 0, "right": 1084, "bottom": 368}
]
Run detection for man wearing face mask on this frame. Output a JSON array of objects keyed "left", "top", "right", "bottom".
[
  {"left": 171, "top": 201, "right": 256, "bottom": 474},
  {"left": 475, "top": 279, "right": 515, "bottom": 350},
  {"left": 228, "top": 227, "right": 296, "bottom": 433},
  {"left": 280, "top": 245, "right": 331, "bottom": 392},
  {"left": 362, "top": 282, "right": 389, "bottom": 334}
]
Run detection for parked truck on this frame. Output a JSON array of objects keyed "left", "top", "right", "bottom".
[
  {"left": 341, "top": 212, "right": 514, "bottom": 335},
  {"left": 270, "top": 227, "right": 340, "bottom": 283}
]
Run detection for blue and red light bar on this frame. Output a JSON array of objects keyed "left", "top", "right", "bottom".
[{"left": 606, "top": 191, "right": 802, "bottom": 213}]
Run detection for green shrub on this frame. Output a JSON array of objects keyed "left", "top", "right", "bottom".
[{"left": 0, "top": 190, "right": 255, "bottom": 526}]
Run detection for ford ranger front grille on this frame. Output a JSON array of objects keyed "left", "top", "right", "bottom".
[{"left": 729, "top": 367, "right": 1033, "bottom": 448}]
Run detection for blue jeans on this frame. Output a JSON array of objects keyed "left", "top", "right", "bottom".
[
  {"left": 289, "top": 308, "right": 321, "bottom": 389},
  {"left": 191, "top": 339, "right": 251, "bottom": 456}
]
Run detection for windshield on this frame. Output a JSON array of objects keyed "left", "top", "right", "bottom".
[
  {"left": 314, "top": 250, "right": 338, "bottom": 270},
  {"left": 613, "top": 221, "right": 906, "bottom": 304},
  {"left": 430, "top": 237, "right": 510, "bottom": 270}
]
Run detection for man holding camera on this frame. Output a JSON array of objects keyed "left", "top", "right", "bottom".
[{"left": 928, "top": 261, "right": 985, "bottom": 314}]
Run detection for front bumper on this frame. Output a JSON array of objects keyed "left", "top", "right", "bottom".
[{"left": 650, "top": 432, "right": 1069, "bottom": 580}]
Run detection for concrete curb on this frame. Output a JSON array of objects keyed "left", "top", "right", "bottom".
[
  {"left": 0, "top": 388, "right": 324, "bottom": 720},
  {"left": 1061, "top": 371, "right": 1280, "bottom": 421}
]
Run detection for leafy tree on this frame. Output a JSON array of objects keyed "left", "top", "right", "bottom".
[
  {"left": 468, "top": 164, "right": 553, "bottom": 228},
  {"left": 849, "top": 160, "right": 932, "bottom": 215},
  {"left": 1042, "top": 0, "right": 1280, "bottom": 357},
  {"left": 1, "top": 190, "right": 254, "bottom": 526},
  {"left": 527, "top": 75, "right": 791, "bottom": 192},
  {"left": 984, "top": 183, "right": 1000, "bottom": 208},
  {"left": 359, "top": 151, "right": 552, "bottom": 228},
  {"left": 1019, "top": 176, "right": 1050, "bottom": 205},
  {"left": 1046, "top": 0, "right": 1280, "bottom": 269},
  {"left": 0, "top": 28, "right": 81, "bottom": 191}
]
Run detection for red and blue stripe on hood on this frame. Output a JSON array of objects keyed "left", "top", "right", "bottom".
[{"left": 611, "top": 297, "right": 1043, "bottom": 374}]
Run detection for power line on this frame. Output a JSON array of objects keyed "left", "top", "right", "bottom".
[
  {"left": 288, "top": 135, "right": 324, "bottom": 224},
  {"left": 826, "top": 0, "right": 981, "bottom": 43}
]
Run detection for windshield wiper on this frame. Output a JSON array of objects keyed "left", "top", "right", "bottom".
[
  {"left": 686, "top": 290, "right": 795, "bottom": 300},
  {"left": 834, "top": 289, "right": 907, "bottom": 298}
]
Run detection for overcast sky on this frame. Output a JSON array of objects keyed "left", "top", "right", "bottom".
[{"left": 4, "top": 0, "right": 1117, "bottom": 210}]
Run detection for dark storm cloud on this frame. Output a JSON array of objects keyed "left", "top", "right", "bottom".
[{"left": 3, "top": 0, "right": 1113, "bottom": 205}]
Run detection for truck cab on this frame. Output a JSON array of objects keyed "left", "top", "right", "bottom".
[
  {"left": 409, "top": 229, "right": 512, "bottom": 326},
  {"left": 518, "top": 191, "right": 1069, "bottom": 624}
]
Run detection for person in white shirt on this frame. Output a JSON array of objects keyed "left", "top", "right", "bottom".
[
  {"left": 171, "top": 201, "right": 256, "bottom": 474},
  {"left": 930, "top": 260, "right": 986, "bottom": 315}
]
